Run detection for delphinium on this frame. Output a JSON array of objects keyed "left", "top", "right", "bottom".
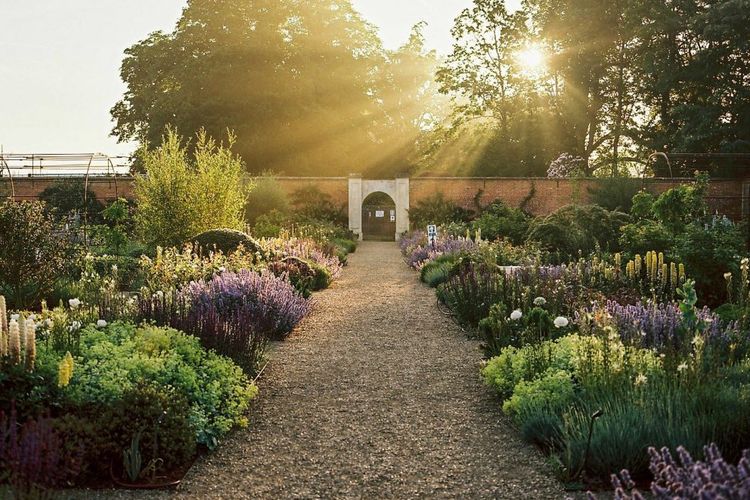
[{"left": 592, "top": 444, "right": 750, "bottom": 500}]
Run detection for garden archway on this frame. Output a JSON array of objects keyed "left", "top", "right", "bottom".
[{"left": 348, "top": 175, "right": 409, "bottom": 240}]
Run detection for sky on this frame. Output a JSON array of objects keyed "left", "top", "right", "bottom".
[{"left": 0, "top": 0, "right": 515, "bottom": 156}]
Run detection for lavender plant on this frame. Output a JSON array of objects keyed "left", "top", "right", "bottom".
[
  {"left": 594, "top": 300, "right": 734, "bottom": 352},
  {"left": 180, "top": 270, "right": 311, "bottom": 373},
  {"left": 596, "top": 444, "right": 750, "bottom": 500}
]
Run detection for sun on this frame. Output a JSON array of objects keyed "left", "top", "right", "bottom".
[{"left": 515, "top": 43, "right": 547, "bottom": 76}]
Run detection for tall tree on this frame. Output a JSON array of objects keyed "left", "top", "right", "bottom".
[
  {"left": 113, "top": 0, "right": 397, "bottom": 176},
  {"left": 433, "top": 0, "right": 561, "bottom": 176}
]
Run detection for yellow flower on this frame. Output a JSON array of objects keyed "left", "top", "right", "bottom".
[
  {"left": 57, "top": 352, "right": 74, "bottom": 388},
  {"left": 635, "top": 373, "right": 648, "bottom": 386}
]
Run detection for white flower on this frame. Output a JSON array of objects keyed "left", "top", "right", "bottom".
[
  {"left": 553, "top": 316, "right": 569, "bottom": 328},
  {"left": 677, "top": 362, "right": 688, "bottom": 372},
  {"left": 69, "top": 298, "right": 81, "bottom": 309},
  {"left": 635, "top": 373, "right": 648, "bottom": 386},
  {"left": 96, "top": 319, "right": 107, "bottom": 328},
  {"left": 218, "top": 266, "right": 227, "bottom": 273},
  {"left": 69, "top": 321, "right": 82, "bottom": 332},
  {"left": 510, "top": 310, "right": 523, "bottom": 321},
  {"left": 10, "top": 313, "right": 19, "bottom": 321},
  {"left": 533, "top": 297, "right": 547, "bottom": 306},
  {"left": 153, "top": 290, "right": 164, "bottom": 299},
  {"left": 44, "top": 318, "right": 54, "bottom": 328},
  {"left": 27, "top": 314, "right": 36, "bottom": 321},
  {"left": 111, "top": 264, "right": 118, "bottom": 272}
]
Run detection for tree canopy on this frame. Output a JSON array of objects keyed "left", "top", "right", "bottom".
[{"left": 113, "top": 0, "right": 750, "bottom": 178}]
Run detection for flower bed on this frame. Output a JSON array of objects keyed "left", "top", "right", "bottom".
[
  {"left": 0, "top": 201, "right": 353, "bottom": 494},
  {"left": 401, "top": 228, "right": 750, "bottom": 495}
]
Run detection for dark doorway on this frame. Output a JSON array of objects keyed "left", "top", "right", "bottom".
[{"left": 362, "top": 192, "right": 396, "bottom": 241}]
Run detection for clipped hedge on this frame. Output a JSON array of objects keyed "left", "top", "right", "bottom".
[{"left": 188, "top": 228, "right": 261, "bottom": 256}]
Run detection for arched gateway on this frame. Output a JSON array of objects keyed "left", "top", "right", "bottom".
[{"left": 348, "top": 175, "right": 409, "bottom": 241}]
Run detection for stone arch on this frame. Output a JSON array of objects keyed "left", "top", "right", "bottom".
[{"left": 348, "top": 175, "right": 409, "bottom": 240}]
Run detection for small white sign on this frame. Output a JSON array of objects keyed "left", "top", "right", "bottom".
[
  {"left": 427, "top": 224, "right": 438, "bottom": 245},
  {"left": 375, "top": 210, "right": 385, "bottom": 218},
  {"left": 390, "top": 215, "right": 395, "bottom": 222}
]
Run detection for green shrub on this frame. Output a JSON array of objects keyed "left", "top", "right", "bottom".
[
  {"left": 618, "top": 219, "right": 674, "bottom": 256},
  {"left": 0, "top": 200, "right": 72, "bottom": 308},
  {"left": 188, "top": 228, "right": 260, "bottom": 256},
  {"left": 471, "top": 200, "right": 530, "bottom": 244},
  {"left": 134, "top": 129, "right": 249, "bottom": 248},
  {"left": 291, "top": 185, "right": 346, "bottom": 225},
  {"left": 38, "top": 178, "right": 104, "bottom": 224},
  {"left": 245, "top": 175, "right": 289, "bottom": 224},
  {"left": 332, "top": 237, "right": 357, "bottom": 255},
  {"left": 64, "top": 322, "right": 257, "bottom": 449},
  {"left": 409, "top": 192, "right": 472, "bottom": 230},
  {"left": 102, "top": 384, "right": 196, "bottom": 473},
  {"left": 673, "top": 221, "right": 745, "bottom": 306},
  {"left": 587, "top": 177, "right": 642, "bottom": 212},
  {"left": 525, "top": 204, "right": 629, "bottom": 258}
]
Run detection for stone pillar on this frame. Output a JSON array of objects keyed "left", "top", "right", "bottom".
[
  {"left": 395, "top": 176, "right": 410, "bottom": 238},
  {"left": 348, "top": 174, "right": 363, "bottom": 240}
]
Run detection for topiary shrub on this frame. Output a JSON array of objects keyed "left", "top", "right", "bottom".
[{"left": 188, "top": 228, "right": 260, "bottom": 256}]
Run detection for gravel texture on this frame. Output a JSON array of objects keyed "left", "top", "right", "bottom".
[{"left": 74, "top": 241, "right": 564, "bottom": 499}]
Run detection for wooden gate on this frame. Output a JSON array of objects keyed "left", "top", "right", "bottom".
[{"left": 362, "top": 204, "right": 396, "bottom": 241}]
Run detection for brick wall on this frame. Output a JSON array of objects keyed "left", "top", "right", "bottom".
[
  {"left": 0, "top": 176, "right": 133, "bottom": 202},
  {"left": 410, "top": 177, "right": 745, "bottom": 220},
  {"left": 1, "top": 175, "right": 745, "bottom": 221}
]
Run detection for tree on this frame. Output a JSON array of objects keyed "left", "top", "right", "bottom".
[
  {"left": 134, "top": 129, "right": 249, "bottom": 248},
  {"left": 434, "top": 0, "right": 563, "bottom": 176},
  {"left": 365, "top": 23, "right": 449, "bottom": 177},
  {"left": 113, "top": 0, "right": 417, "bottom": 177}
]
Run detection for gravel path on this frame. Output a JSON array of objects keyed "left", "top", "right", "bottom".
[{"left": 78, "top": 241, "right": 563, "bottom": 499}]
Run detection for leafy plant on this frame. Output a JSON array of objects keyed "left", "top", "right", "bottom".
[
  {"left": 409, "top": 192, "right": 472, "bottom": 230},
  {"left": 65, "top": 322, "right": 257, "bottom": 449},
  {"left": 122, "top": 430, "right": 143, "bottom": 483},
  {"left": 134, "top": 128, "right": 249, "bottom": 248},
  {"left": 188, "top": 228, "right": 261, "bottom": 256},
  {"left": 470, "top": 199, "right": 530, "bottom": 244},
  {"left": 0, "top": 201, "right": 71, "bottom": 308}
]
